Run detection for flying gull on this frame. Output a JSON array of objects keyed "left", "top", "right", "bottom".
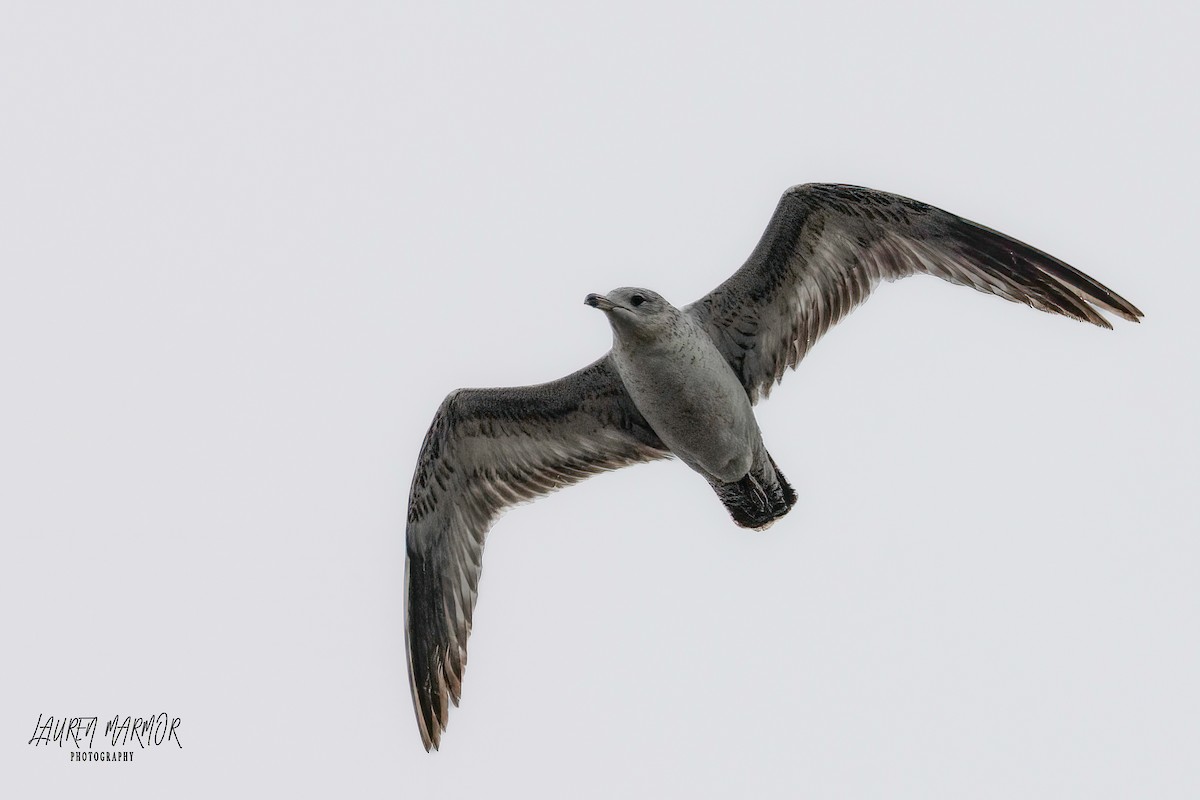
[{"left": 404, "top": 183, "right": 1142, "bottom": 750}]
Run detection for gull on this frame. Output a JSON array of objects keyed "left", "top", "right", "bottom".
[{"left": 403, "top": 183, "right": 1142, "bottom": 750}]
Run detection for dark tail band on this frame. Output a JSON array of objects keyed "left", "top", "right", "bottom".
[{"left": 711, "top": 451, "right": 797, "bottom": 530}]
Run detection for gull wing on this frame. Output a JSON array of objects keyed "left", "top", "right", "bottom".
[
  {"left": 405, "top": 355, "right": 670, "bottom": 750},
  {"left": 686, "top": 183, "right": 1142, "bottom": 404}
]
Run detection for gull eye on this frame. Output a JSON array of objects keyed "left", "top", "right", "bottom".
[{"left": 630, "top": 295, "right": 645, "bottom": 307}]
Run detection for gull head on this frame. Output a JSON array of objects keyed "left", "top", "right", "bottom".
[{"left": 585, "top": 287, "right": 679, "bottom": 342}]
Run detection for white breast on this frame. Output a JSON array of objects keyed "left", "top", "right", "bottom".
[{"left": 612, "top": 319, "right": 759, "bottom": 483}]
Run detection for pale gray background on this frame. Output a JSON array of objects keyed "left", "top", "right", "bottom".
[{"left": 2, "top": 2, "right": 1197, "bottom": 797}]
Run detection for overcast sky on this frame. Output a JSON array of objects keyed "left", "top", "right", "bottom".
[{"left": 2, "top": 2, "right": 1197, "bottom": 797}]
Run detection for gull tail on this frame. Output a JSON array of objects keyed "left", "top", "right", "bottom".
[{"left": 711, "top": 450, "right": 797, "bottom": 530}]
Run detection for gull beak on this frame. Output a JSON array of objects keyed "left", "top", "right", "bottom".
[{"left": 584, "top": 293, "right": 616, "bottom": 311}]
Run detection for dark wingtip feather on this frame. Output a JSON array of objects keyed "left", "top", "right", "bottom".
[
  {"left": 406, "top": 548, "right": 449, "bottom": 753},
  {"left": 951, "top": 217, "right": 1143, "bottom": 328}
]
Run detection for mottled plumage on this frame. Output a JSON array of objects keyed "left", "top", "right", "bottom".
[{"left": 404, "top": 183, "right": 1142, "bottom": 750}]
